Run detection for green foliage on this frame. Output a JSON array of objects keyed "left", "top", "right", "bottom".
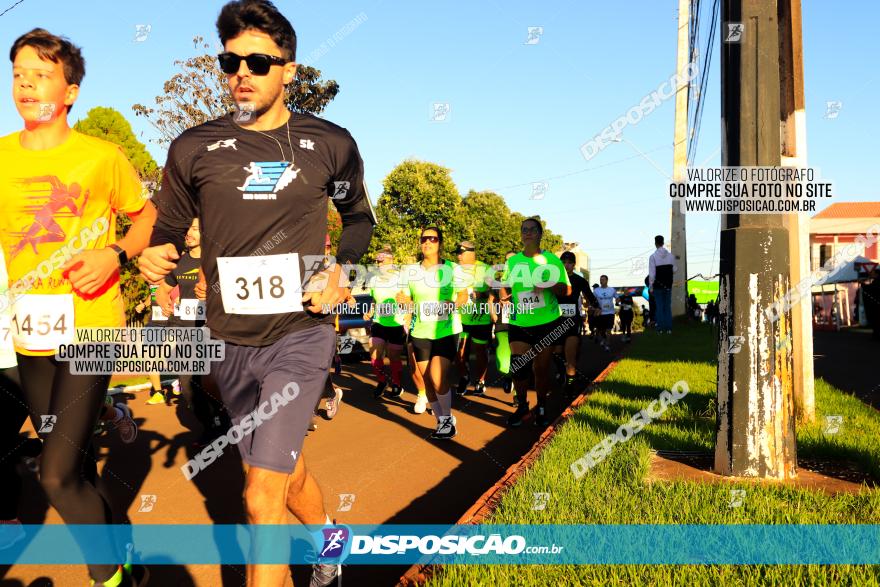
[
  {"left": 370, "top": 160, "right": 466, "bottom": 262},
  {"left": 74, "top": 107, "right": 157, "bottom": 322},
  {"left": 132, "top": 36, "right": 339, "bottom": 146}
]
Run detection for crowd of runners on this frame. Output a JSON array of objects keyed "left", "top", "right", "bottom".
[{"left": 0, "top": 1, "right": 678, "bottom": 586}]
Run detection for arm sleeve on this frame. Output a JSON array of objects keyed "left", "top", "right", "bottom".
[
  {"left": 111, "top": 147, "right": 148, "bottom": 215},
  {"left": 328, "top": 130, "right": 375, "bottom": 265},
  {"left": 148, "top": 138, "right": 199, "bottom": 252},
  {"left": 648, "top": 253, "right": 656, "bottom": 286}
]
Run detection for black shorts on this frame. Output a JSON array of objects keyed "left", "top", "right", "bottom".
[
  {"left": 619, "top": 310, "right": 634, "bottom": 325},
  {"left": 596, "top": 314, "right": 615, "bottom": 330},
  {"left": 410, "top": 334, "right": 459, "bottom": 363},
  {"left": 210, "top": 324, "right": 335, "bottom": 474},
  {"left": 560, "top": 316, "right": 582, "bottom": 340},
  {"left": 370, "top": 323, "right": 406, "bottom": 346},
  {"left": 509, "top": 318, "right": 564, "bottom": 346},
  {"left": 461, "top": 323, "right": 492, "bottom": 344},
  {"left": 494, "top": 320, "right": 509, "bottom": 333}
]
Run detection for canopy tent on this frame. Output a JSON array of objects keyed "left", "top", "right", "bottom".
[{"left": 818, "top": 255, "right": 876, "bottom": 285}]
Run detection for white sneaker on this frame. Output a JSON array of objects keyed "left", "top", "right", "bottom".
[
  {"left": 430, "top": 416, "right": 456, "bottom": 440},
  {"left": 414, "top": 394, "right": 428, "bottom": 414}
]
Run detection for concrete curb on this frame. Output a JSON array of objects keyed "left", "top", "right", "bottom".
[{"left": 396, "top": 357, "right": 622, "bottom": 586}]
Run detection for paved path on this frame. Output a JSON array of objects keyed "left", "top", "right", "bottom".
[{"left": 2, "top": 333, "right": 622, "bottom": 587}]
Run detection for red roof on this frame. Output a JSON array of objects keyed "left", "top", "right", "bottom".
[{"left": 814, "top": 202, "right": 880, "bottom": 219}]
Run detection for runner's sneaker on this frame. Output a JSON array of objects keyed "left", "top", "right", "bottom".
[
  {"left": 455, "top": 376, "right": 469, "bottom": 396},
  {"left": 386, "top": 384, "right": 404, "bottom": 399},
  {"left": 507, "top": 404, "right": 530, "bottom": 427},
  {"left": 512, "top": 394, "right": 519, "bottom": 408},
  {"left": 171, "top": 379, "right": 181, "bottom": 396},
  {"left": 534, "top": 406, "right": 550, "bottom": 428},
  {"left": 91, "top": 563, "right": 149, "bottom": 587},
  {"left": 324, "top": 387, "right": 343, "bottom": 420},
  {"left": 310, "top": 561, "right": 341, "bottom": 587},
  {"left": 473, "top": 381, "right": 486, "bottom": 396},
  {"left": 373, "top": 380, "right": 387, "bottom": 399},
  {"left": 431, "top": 416, "right": 456, "bottom": 440},
  {"left": 501, "top": 378, "right": 512, "bottom": 394},
  {"left": 145, "top": 391, "right": 166, "bottom": 405},
  {"left": 0, "top": 519, "right": 25, "bottom": 550},
  {"left": 414, "top": 393, "right": 428, "bottom": 414},
  {"left": 113, "top": 403, "right": 138, "bottom": 444}
]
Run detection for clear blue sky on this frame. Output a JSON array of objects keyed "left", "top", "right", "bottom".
[{"left": 1, "top": 0, "right": 876, "bottom": 285}]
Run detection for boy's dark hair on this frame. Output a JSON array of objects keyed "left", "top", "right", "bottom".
[
  {"left": 217, "top": 0, "right": 297, "bottom": 61},
  {"left": 10, "top": 28, "right": 85, "bottom": 87},
  {"left": 655, "top": 235, "right": 665, "bottom": 246},
  {"left": 560, "top": 251, "right": 576, "bottom": 264}
]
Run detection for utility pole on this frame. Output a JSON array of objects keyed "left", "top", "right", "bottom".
[
  {"left": 671, "top": 0, "right": 690, "bottom": 317},
  {"left": 715, "top": 0, "right": 798, "bottom": 479},
  {"left": 779, "top": 0, "right": 815, "bottom": 423}
]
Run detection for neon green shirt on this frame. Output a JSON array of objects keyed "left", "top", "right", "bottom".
[
  {"left": 406, "top": 260, "right": 464, "bottom": 340},
  {"left": 369, "top": 268, "right": 405, "bottom": 328},
  {"left": 503, "top": 251, "right": 570, "bottom": 327},
  {"left": 459, "top": 261, "right": 492, "bottom": 326}
]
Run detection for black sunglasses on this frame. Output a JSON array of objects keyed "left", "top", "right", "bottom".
[
  {"left": 420, "top": 236, "right": 440, "bottom": 244},
  {"left": 217, "top": 52, "right": 289, "bottom": 75}
]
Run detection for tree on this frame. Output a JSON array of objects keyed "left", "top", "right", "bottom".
[
  {"left": 462, "top": 190, "right": 523, "bottom": 265},
  {"left": 370, "top": 160, "right": 466, "bottom": 262},
  {"left": 74, "top": 107, "right": 159, "bottom": 321},
  {"left": 132, "top": 36, "right": 339, "bottom": 147}
]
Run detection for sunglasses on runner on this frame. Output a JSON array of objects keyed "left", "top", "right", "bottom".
[
  {"left": 420, "top": 236, "right": 440, "bottom": 243},
  {"left": 217, "top": 52, "right": 288, "bottom": 75}
]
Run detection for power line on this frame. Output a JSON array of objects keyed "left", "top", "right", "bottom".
[{"left": 0, "top": 0, "right": 25, "bottom": 17}]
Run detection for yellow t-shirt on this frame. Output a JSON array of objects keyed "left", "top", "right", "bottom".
[{"left": 0, "top": 130, "right": 146, "bottom": 355}]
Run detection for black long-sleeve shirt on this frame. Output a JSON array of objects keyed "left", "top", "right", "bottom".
[{"left": 149, "top": 112, "right": 374, "bottom": 346}]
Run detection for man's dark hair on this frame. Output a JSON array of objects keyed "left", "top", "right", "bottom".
[
  {"left": 560, "top": 251, "right": 576, "bottom": 264},
  {"left": 600, "top": 274, "right": 608, "bottom": 281},
  {"left": 522, "top": 217, "right": 544, "bottom": 237},
  {"left": 655, "top": 235, "right": 664, "bottom": 247},
  {"left": 217, "top": 0, "right": 297, "bottom": 61},
  {"left": 10, "top": 28, "right": 85, "bottom": 87}
]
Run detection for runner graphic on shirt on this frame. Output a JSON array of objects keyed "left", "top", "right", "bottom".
[{"left": 9, "top": 175, "right": 90, "bottom": 257}]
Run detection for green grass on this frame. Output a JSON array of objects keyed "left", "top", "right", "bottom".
[{"left": 430, "top": 322, "right": 880, "bottom": 586}]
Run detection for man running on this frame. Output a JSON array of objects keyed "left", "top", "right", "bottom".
[
  {"left": 366, "top": 247, "right": 406, "bottom": 399},
  {"left": 593, "top": 275, "right": 618, "bottom": 351},
  {"left": 617, "top": 289, "right": 635, "bottom": 342},
  {"left": 395, "top": 227, "right": 468, "bottom": 439},
  {"left": 1, "top": 28, "right": 156, "bottom": 586},
  {"left": 501, "top": 218, "right": 571, "bottom": 428},
  {"left": 138, "top": 3, "right": 374, "bottom": 585},
  {"left": 454, "top": 241, "right": 492, "bottom": 396},
  {"left": 554, "top": 251, "right": 596, "bottom": 399}
]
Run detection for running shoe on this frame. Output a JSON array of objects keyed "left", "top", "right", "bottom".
[
  {"left": 501, "top": 378, "right": 512, "bottom": 394},
  {"left": 414, "top": 394, "right": 428, "bottom": 414},
  {"left": 534, "top": 406, "right": 550, "bottom": 428},
  {"left": 373, "top": 380, "right": 387, "bottom": 399},
  {"left": 387, "top": 384, "right": 404, "bottom": 399},
  {"left": 507, "top": 404, "right": 530, "bottom": 427},
  {"left": 324, "top": 387, "right": 343, "bottom": 420},
  {"left": 0, "top": 519, "right": 25, "bottom": 550},
  {"left": 455, "top": 376, "right": 469, "bottom": 396},
  {"left": 113, "top": 403, "right": 138, "bottom": 444},
  {"left": 512, "top": 394, "right": 519, "bottom": 408},
  {"left": 473, "top": 381, "right": 486, "bottom": 396},
  {"left": 171, "top": 379, "right": 181, "bottom": 396},
  {"left": 431, "top": 416, "right": 456, "bottom": 440},
  {"left": 91, "top": 563, "right": 150, "bottom": 587},
  {"left": 145, "top": 391, "right": 166, "bottom": 405},
  {"left": 310, "top": 561, "right": 341, "bottom": 587}
]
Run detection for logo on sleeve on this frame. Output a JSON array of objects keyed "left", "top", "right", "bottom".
[
  {"left": 237, "top": 162, "right": 301, "bottom": 200},
  {"left": 207, "top": 138, "right": 237, "bottom": 151},
  {"left": 331, "top": 181, "right": 350, "bottom": 200}
]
